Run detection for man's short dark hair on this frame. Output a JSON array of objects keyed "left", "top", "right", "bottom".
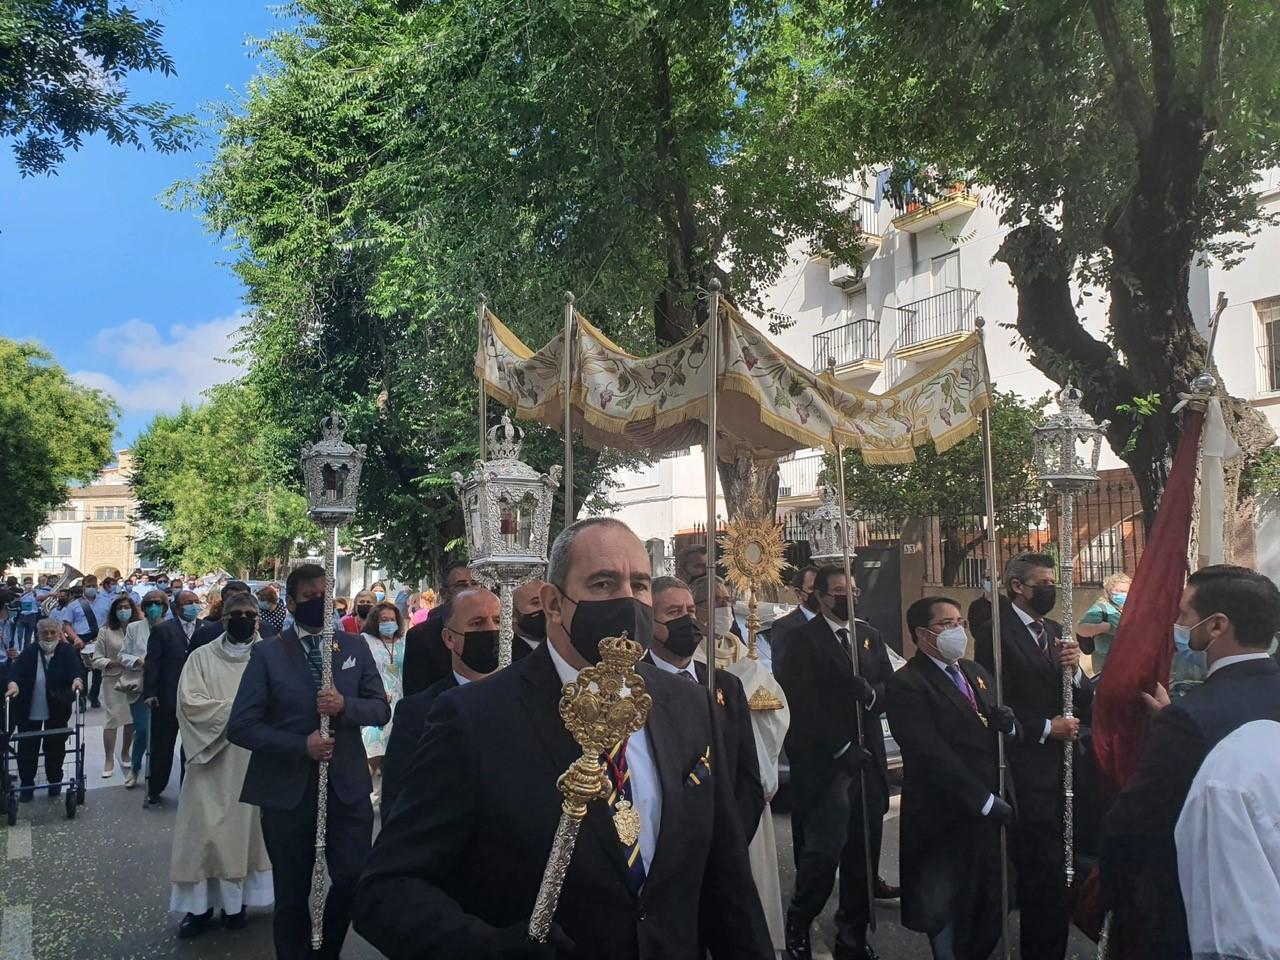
[
  {"left": 1003, "top": 553, "right": 1056, "bottom": 595},
  {"left": 442, "top": 561, "right": 472, "bottom": 585},
  {"left": 814, "top": 565, "right": 847, "bottom": 596},
  {"left": 907, "top": 596, "right": 961, "bottom": 636},
  {"left": 1186, "top": 564, "right": 1280, "bottom": 648},
  {"left": 286, "top": 563, "right": 326, "bottom": 601},
  {"left": 676, "top": 544, "right": 707, "bottom": 573},
  {"left": 792, "top": 565, "right": 818, "bottom": 590},
  {"left": 222, "top": 580, "right": 252, "bottom": 599},
  {"left": 652, "top": 576, "right": 690, "bottom": 599}
]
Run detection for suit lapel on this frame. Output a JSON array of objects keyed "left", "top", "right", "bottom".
[
  {"left": 1006, "top": 607, "right": 1056, "bottom": 683},
  {"left": 280, "top": 630, "right": 320, "bottom": 696},
  {"left": 816, "top": 617, "right": 855, "bottom": 677},
  {"left": 916, "top": 654, "right": 984, "bottom": 727},
  {"left": 638, "top": 684, "right": 686, "bottom": 897}
]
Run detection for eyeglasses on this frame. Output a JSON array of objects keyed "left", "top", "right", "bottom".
[{"left": 929, "top": 618, "right": 968, "bottom": 630}]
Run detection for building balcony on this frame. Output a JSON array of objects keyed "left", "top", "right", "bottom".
[
  {"left": 777, "top": 451, "right": 825, "bottom": 503},
  {"left": 896, "top": 288, "right": 979, "bottom": 356},
  {"left": 825, "top": 196, "right": 880, "bottom": 288},
  {"left": 891, "top": 187, "right": 979, "bottom": 234},
  {"left": 812, "top": 319, "right": 883, "bottom": 385}
]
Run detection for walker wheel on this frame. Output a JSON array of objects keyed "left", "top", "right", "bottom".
[
  {"left": 64, "top": 789, "right": 77, "bottom": 820},
  {"left": 5, "top": 794, "right": 15, "bottom": 826}
]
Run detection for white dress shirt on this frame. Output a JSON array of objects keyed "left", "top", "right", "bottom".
[
  {"left": 649, "top": 651, "right": 698, "bottom": 683},
  {"left": 1010, "top": 603, "right": 1082, "bottom": 743},
  {"left": 452, "top": 670, "right": 472, "bottom": 687},
  {"left": 1175, "top": 719, "right": 1280, "bottom": 960},
  {"left": 547, "top": 641, "right": 661, "bottom": 869},
  {"left": 1206, "top": 651, "right": 1272, "bottom": 678}
]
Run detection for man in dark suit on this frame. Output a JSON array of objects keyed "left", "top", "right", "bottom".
[
  {"left": 189, "top": 580, "right": 252, "bottom": 653},
  {"left": 227, "top": 563, "right": 391, "bottom": 960},
  {"left": 768, "top": 565, "right": 818, "bottom": 673},
  {"left": 511, "top": 578, "right": 547, "bottom": 662},
  {"left": 775, "top": 565, "right": 892, "bottom": 960},
  {"left": 648, "top": 575, "right": 764, "bottom": 841},
  {"left": 10, "top": 619, "right": 84, "bottom": 800},
  {"left": 380, "top": 587, "right": 501, "bottom": 817},
  {"left": 142, "top": 588, "right": 205, "bottom": 805},
  {"left": 401, "top": 561, "right": 481, "bottom": 696},
  {"left": 1101, "top": 564, "right": 1280, "bottom": 960},
  {"left": 353, "top": 517, "right": 771, "bottom": 960},
  {"left": 974, "top": 553, "right": 1090, "bottom": 960},
  {"left": 888, "top": 597, "right": 1018, "bottom": 960}
]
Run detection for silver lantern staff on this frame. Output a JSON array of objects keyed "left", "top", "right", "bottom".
[
  {"left": 299, "top": 413, "right": 366, "bottom": 950},
  {"left": 453, "top": 415, "right": 561, "bottom": 668},
  {"left": 1031, "top": 385, "right": 1108, "bottom": 888}
]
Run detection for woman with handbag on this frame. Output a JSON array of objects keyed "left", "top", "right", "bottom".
[
  {"left": 121, "top": 590, "right": 167, "bottom": 789},
  {"left": 93, "top": 594, "right": 141, "bottom": 779}
]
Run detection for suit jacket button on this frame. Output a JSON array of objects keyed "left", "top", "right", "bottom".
[{"left": 638, "top": 911, "right": 647, "bottom": 921}]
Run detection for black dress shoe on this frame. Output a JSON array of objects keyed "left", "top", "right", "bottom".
[
  {"left": 48, "top": 785, "right": 61, "bottom": 799},
  {"left": 222, "top": 907, "right": 247, "bottom": 930},
  {"left": 18, "top": 788, "right": 32, "bottom": 803},
  {"left": 178, "top": 910, "right": 213, "bottom": 939},
  {"left": 835, "top": 946, "right": 880, "bottom": 960},
  {"left": 784, "top": 912, "right": 812, "bottom": 960},
  {"left": 874, "top": 876, "right": 901, "bottom": 900},
  {"left": 145, "top": 794, "right": 162, "bottom": 808}
]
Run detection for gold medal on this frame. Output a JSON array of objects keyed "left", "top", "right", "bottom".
[{"left": 612, "top": 799, "right": 641, "bottom": 847}]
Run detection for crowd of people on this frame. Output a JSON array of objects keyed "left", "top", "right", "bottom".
[{"left": 1, "top": 521, "right": 1277, "bottom": 960}]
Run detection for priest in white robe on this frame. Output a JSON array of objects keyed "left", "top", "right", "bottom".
[{"left": 169, "top": 592, "right": 273, "bottom": 939}]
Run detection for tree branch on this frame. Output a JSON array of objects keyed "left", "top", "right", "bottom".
[
  {"left": 1197, "top": 0, "right": 1229, "bottom": 130},
  {"left": 1142, "top": 0, "right": 1177, "bottom": 106},
  {"left": 1089, "top": 0, "right": 1154, "bottom": 138}
]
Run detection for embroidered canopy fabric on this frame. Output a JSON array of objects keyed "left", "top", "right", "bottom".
[{"left": 476, "top": 303, "right": 991, "bottom": 464}]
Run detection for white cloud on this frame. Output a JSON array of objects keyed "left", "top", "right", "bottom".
[{"left": 72, "top": 313, "right": 247, "bottom": 415}]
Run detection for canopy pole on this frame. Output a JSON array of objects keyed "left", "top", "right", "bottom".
[
  {"left": 563, "top": 292, "right": 576, "bottom": 524},
  {"left": 704, "top": 279, "right": 721, "bottom": 695},
  {"left": 833, "top": 442, "right": 877, "bottom": 932},
  {"left": 477, "top": 295, "right": 488, "bottom": 460}
]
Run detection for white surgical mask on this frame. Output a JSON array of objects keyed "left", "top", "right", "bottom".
[
  {"left": 932, "top": 626, "right": 969, "bottom": 663},
  {"left": 38, "top": 639, "right": 58, "bottom": 654},
  {"left": 713, "top": 607, "right": 734, "bottom": 636}
]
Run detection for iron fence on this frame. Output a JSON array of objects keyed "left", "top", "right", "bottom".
[
  {"left": 812, "top": 319, "right": 880, "bottom": 372},
  {"left": 896, "top": 288, "right": 979, "bottom": 349}
]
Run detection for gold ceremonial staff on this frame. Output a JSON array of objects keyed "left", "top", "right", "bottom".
[{"left": 529, "top": 634, "right": 652, "bottom": 942}]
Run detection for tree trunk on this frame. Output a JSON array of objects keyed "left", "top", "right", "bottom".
[{"left": 716, "top": 456, "right": 780, "bottom": 523}]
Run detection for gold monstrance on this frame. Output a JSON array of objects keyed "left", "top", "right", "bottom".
[
  {"left": 721, "top": 488, "right": 789, "bottom": 711},
  {"left": 528, "top": 634, "right": 652, "bottom": 942}
]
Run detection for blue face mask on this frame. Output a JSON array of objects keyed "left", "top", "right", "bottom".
[
  {"left": 374, "top": 591, "right": 386, "bottom": 603},
  {"left": 115, "top": 607, "right": 133, "bottom": 624},
  {"left": 1111, "top": 592, "right": 1127, "bottom": 608},
  {"left": 259, "top": 601, "right": 271, "bottom": 613},
  {"left": 83, "top": 587, "right": 97, "bottom": 600},
  {"left": 378, "top": 620, "right": 398, "bottom": 638},
  {"left": 180, "top": 604, "right": 201, "bottom": 623}
]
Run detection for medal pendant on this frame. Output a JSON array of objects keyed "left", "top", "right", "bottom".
[
  {"left": 978, "top": 713, "right": 989, "bottom": 727},
  {"left": 612, "top": 800, "right": 641, "bottom": 847}
]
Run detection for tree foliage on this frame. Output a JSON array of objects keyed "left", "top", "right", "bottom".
[
  {"left": 0, "top": 1, "right": 195, "bottom": 176},
  {"left": 0, "top": 338, "right": 117, "bottom": 566},
  {"left": 129, "top": 382, "right": 317, "bottom": 576},
  {"left": 838, "top": 391, "right": 1047, "bottom": 585},
  {"left": 831, "top": 0, "right": 1280, "bottom": 519},
  {"left": 181, "top": 0, "right": 869, "bottom": 577}
]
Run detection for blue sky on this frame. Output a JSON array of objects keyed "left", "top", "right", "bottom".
[{"left": 0, "top": 1, "right": 285, "bottom": 445}]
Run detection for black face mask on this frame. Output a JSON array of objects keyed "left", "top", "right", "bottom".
[
  {"left": 661, "top": 615, "right": 702, "bottom": 658},
  {"left": 293, "top": 596, "right": 325, "bottom": 630},
  {"left": 355, "top": 604, "right": 373, "bottom": 620},
  {"left": 458, "top": 629, "right": 499, "bottom": 674},
  {"left": 563, "top": 595, "right": 654, "bottom": 665},
  {"left": 225, "top": 617, "right": 257, "bottom": 643},
  {"left": 1026, "top": 583, "right": 1057, "bottom": 616},
  {"left": 829, "top": 595, "right": 850, "bottom": 622},
  {"left": 518, "top": 610, "right": 546, "bottom": 641},
  {"left": 802, "top": 592, "right": 820, "bottom": 613}
]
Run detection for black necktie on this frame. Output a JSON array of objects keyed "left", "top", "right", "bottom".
[{"left": 837, "top": 628, "right": 851, "bottom": 654}]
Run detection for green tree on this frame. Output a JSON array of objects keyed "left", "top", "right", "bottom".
[
  {"left": 1, "top": 0, "right": 194, "bottom": 176},
  {"left": 181, "top": 0, "right": 866, "bottom": 577},
  {"left": 837, "top": 391, "right": 1047, "bottom": 585},
  {"left": 0, "top": 338, "right": 117, "bottom": 566},
  {"left": 831, "top": 0, "right": 1280, "bottom": 521},
  {"left": 129, "top": 382, "right": 317, "bottom": 576}
]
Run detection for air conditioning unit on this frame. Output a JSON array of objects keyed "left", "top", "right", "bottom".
[{"left": 828, "top": 260, "right": 866, "bottom": 290}]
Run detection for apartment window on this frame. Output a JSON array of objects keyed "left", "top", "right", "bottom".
[
  {"left": 931, "top": 250, "right": 960, "bottom": 293},
  {"left": 51, "top": 508, "right": 76, "bottom": 522},
  {"left": 94, "top": 506, "right": 127, "bottom": 520},
  {"left": 39, "top": 538, "right": 53, "bottom": 556},
  {"left": 1258, "top": 297, "right": 1280, "bottom": 393},
  {"left": 57, "top": 538, "right": 72, "bottom": 557}
]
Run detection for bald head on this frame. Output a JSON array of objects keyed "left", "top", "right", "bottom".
[
  {"left": 446, "top": 588, "right": 501, "bottom": 635},
  {"left": 514, "top": 580, "right": 546, "bottom": 616}
]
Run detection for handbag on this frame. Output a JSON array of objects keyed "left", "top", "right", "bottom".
[{"left": 115, "top": 673, "right": 143, "bottom": 695}]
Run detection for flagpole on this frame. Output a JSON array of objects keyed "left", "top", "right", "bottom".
[
  {"left": 833, "top": 441, "right": 878, "bottom": 933},
  {"left": 704, "top": 279, "right": 721, "bottom": 695},
  {"left": 477, "top": 295, "right": 488, "bottom": 460},
  {"left": 563, "top": 291, "right": 576, "bottom": 524},
  {"left": 976, "top": 317, "right": 1012, "bottom": 960}
]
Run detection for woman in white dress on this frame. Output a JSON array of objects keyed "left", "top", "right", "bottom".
[
  {"left": 92, "top": 594, "right": 139, "bottom": 779},
  {"left": 361, "top": 601, "right": 406, "bottom": 807}
]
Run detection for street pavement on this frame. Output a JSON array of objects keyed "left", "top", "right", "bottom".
[{"left": 0, "top": 706, "right": 1097, "bottom": 959}]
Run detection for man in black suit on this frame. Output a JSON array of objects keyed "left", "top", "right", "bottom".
[
  {"left": 353, "top": 517, "right": 771, "bottom": 960},
  {"left": 189, "top": 580, "right": 253, "bottom": 653},
  {"left": 775, "top": 565, "right": 892, "bottom": 960},
  {"left": 648, "top": 575, "right": 764, "bottom": 841},
  {"left": 767, "top": 565, "right": 818, "bottom": 673},
  {"left": 401, "top": 561, "right": 481, "bottom": 696},
  {"left": 1101, "top": 564, "right": 1280, "bottom": 960},
  {"left": 974, "top": 553, "right": 1090, "bottom": 960},
  {"left": 227, "top": 563, "right": 391, "bottom": 960},
  {"left": 143, "top": 588, "right": 205, "bottom": 805},
  {"left": 10, "top": 619, "right": 83, "bottom": 800},
  {"left": 511, "top": 578, "right": 547, "bottom": 662},
  {"left": 380, "top": 587, "right": 501, "bottom": 818},
  {"left": 888, "top": 597, "right": 1018, "bottom": 960}
]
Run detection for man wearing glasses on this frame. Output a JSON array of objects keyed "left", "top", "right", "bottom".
[
  {"left": 401, "top": 561, "right": 482, "bottom": 696},
  {"left": 775, "top": 565, "right": 893, "bottom": 960}
]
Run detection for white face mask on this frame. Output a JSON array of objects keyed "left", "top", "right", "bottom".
[
  {"left": 713, "top": 607, "right": 734, "bottom": 636},
  {"left": 38, "top": 638, "right": 59, "bottom": 654},
  {"left": 932, "top": 626, "right": 969, "bottom": 663}
]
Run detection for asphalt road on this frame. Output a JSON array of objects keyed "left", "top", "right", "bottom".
[{"left": 0, "top": 707, "right": 1098, "bottom": 959}]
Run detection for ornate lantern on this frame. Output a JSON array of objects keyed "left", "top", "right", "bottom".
[
  {"left": 298, "top": 412, "right": 365, "bottom": 950},
  {"left": 453, "top": 414, "right": 562, "bottom": 667},
  {"left": 804, "top": 473, "right": 857, "bottom": 564},
  {"left": 1030, "top": 384, "right": 1108, "bottom": 888}
]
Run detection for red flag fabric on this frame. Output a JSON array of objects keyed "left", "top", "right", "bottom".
[{"left": 1092, "top": 408, "right": 1204, "bottom": 795}]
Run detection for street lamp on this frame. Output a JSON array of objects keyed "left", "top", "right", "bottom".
[
  {"left": 453, "top": 413, "right": 561, "bottom": 667},
  {"left": 299, "top": 412, "right": 365, "bottom": 950},
  {"left": 1031, "top": 384, "right": 1107, "bottom": 888}
]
